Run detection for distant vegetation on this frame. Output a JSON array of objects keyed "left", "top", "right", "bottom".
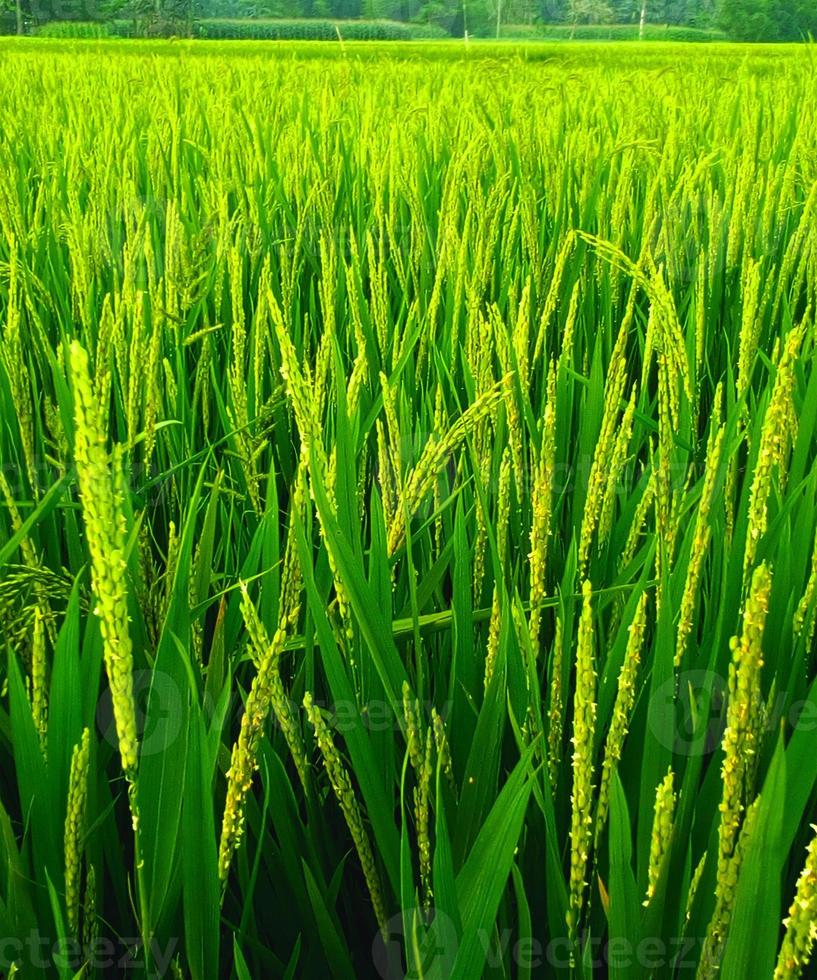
[
  {"left": 31, "top": 15, "right": 447, "bottom": 35},
  {"left": 1, "top": 0, "right": 815, "bottom": 40},
  {"left": 25, "top": 17, "right": 726, "bottom": 38}
]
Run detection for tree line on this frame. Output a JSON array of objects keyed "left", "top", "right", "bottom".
[{"left": 2, "top": 0, "right": 815, "bottom": 44}]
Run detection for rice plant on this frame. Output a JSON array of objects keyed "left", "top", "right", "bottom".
[{"left": 1, "top": 37, "right": 817, "bottom": 979}]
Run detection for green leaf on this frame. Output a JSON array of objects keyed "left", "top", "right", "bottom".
[
  {"left": 182, "top": 700, "right": 220, "bottom": 980},
  {"left": 606, "top": 774, "right": 645, "bottom": 980},
  {"left": 0, "top": 474, "right": 70, "bottom": 569},
  {"left": 302, "top": 861, "right": 357, "bottom": 980},
  {"left": 306, "top": 444, "right": 408, "bottom": 705},
  {"left": 450, "top": 746, "right": 536, "bottom": 979},
  {"left": 721, "top": 738, "right": 786, "bottom": 979},
  {"left": 136, "top": 631, "right": 191, "bottom": 943}
]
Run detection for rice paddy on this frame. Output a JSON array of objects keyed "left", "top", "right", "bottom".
[{"left": 1, "top": 37, "right": 817, "bottom": 979}]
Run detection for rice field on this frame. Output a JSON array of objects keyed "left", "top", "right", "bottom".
[{"left": 1, "top": 37, "right": 817, "bottom": 979}]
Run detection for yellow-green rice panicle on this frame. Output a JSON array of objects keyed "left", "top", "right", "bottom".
[
  {"left": 303, "top": 692, "right": 388, "bottom": 938},
  {"left": 548, "top": 612, "right": 565, "bottom": 792},
  {"left": 1, "top": 245, "right": 38, "bottom": 500},
  {"left": 597, "top": 383, "right": 638, "bottom": 550},
  {"left": 267, "top": 284, "right": 352, "bottom": 640},
  {"left": 698, "top": 796, "right": 760, "bottom": 979},
  {"left": 686, "top": 851, "right": 707, "bottom": 927},
  {"left": 267, "top": 284, "right": 324, "bottom": 467},
  {"left": 220, "top": 579, "right": 308, "bottom": 882},
  {"left": 0, "top": 468, "right": 38, "bottom": 570},
  {"left": 577, "top": 312, "right": 631, "bottom": 575},
  {"left": 490, "top": 307, "right": 525, "bottom": 491},
  {"left": 529, "top": 361, "right": 556, "bottom": 661},
  {"left": 141, "top": 287, "right": 164, "bottom": 479},
  {"left": 415, "top": 726, "right": 434, "bottom": 907},
  {"left": 432, "top": 706, "right": 456, "bottom": 794},
  {"left": 596, "top": 591, "right": 647, "bottom": 845},
  {"left": 513, "top": 280, "right": 531, "bottom": 393},
  {"left": 694, "top": 252, "right": 707, "bottom": 382},
  {"left": 558, "top": 281, "right": 581, "bottom": 378},
  {"left": 533, "top": 230, "right": 575, "bottom": 368},
  {"left": 218, "top": 608, "right": 299, "bottom": 884},
  {"left": 774, "top": 825, "right": 817, "bottom": 979},
  {"left": 30, "top": 607, "right": 47, "bottom": 752},
  {"left": 82, "top": 862, "right": 98, "bottom": 951},
  {"left": 647, "top": 259, "right": 694, "bottom": 407},
  {"left": 644, "top": 768, "right": 676, "bottom": 905},
  {"left": 794, "top": 524, "right": 817, "bottom": 645},
  {"left": 699, "top": 563, "right": 772, "bottom": 975},
  {"left": 675, "top": 416, "right": 726, "bottom": 667},
  {"left": 388, "top": 380, "right": 504, "bottom": 557},
  {"left": 567, "top": 580, "right": 596, "bottom": 942},
  {"left": 376, "top": 419, "right": 396, "bottom": 548},
  {"left": 432, "top": 385, "right": 446, "bottom": 557},
  {"left": 227, "top": 243, "right": 260, "bottom": 513},
  {"left": 379, "top": 370, "right": 403, "bottom": 506},
  {"left": 280, "top": 455, "right": 308, "bottom": 631},
  {"left": 736, "top": 257, "right": 762, "bottom": 404},
  {"left": 620, "top": 472, "right": 655, "bottom": 574},
  {"left": 485, "top": 449, "right": 511, "bottom": 689},
  {"left": 402, "top": 680, "right": 423, "bottom": 775},
  {"left": 743, "top": 324, "right": 805, "bottom": 582},
  {"left": 722, "top": 563, "right": 770, "bottom": 853},
  {"left": 473, "top": 450, "right": 492, "bottom": 604},
  {"left": 64, "top": 727, "right": 91, "bottom": 937},
  {"left": 69, "top": 341, "right": 138, "bottom": 776},
  {"left": 655, "top": 353, "right": 677, "bottom": 586}
]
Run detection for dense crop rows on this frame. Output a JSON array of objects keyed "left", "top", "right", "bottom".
[{"left": 1, "top": 39, "right": 817, "bottom": 979}]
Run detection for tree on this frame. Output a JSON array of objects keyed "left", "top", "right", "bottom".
[
  {"left": 568, "top": 0, "right": 613, "bottom": 24},
  {"left": 2, "top": 0, "right": 28, "bottom": 30},
  {"left": 719, "top": 0, "right": 817, "bottom": 39},
  {"left": 126, "top": 0, "right": 192, "bottom": 34}
]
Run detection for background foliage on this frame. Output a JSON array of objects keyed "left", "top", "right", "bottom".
[{"left": 1, "top": 0, "right": 815, "bottom": 39}]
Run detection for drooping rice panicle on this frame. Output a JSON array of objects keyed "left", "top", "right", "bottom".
[
  {"left": 388, "top": 381, "right": 505, "bottom": 557},
  {"left": 218, "top": 579, "right": 307, "bottom": 884},
  {"left": 304, "top": 692, "right": 388, "bottom": 938}
]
